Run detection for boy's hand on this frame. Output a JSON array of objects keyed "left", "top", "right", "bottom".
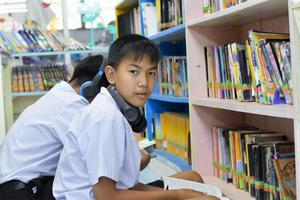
[
  {"left": 140, "top": 149, "right": 151, "bottom": 170},
  {"left": 176, "top": 189, "right": 205, "bottom": 199},
  {"left": 184, "top": 195, "right": 220, "bottom": 200}
]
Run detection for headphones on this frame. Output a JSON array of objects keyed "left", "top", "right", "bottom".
[
  {"left": 80, "top": 57, "right": 147, "bottom": 133},
  {"left": 107, "top": 85, "right": 147, "bottom": 133},
  {"left": 80, "top": 56, "right": 107, "bottom": 101}
]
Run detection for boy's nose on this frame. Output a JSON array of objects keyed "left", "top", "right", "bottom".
[{"left": 138, "top": 75, "right": 148, "bottom": 87}]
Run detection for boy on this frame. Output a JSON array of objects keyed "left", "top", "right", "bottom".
[{"left": 53, "top": 34, "right": 217, "bottom": 200}]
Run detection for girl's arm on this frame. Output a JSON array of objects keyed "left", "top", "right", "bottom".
[{"left": 93, "top": 177, "right": 205, "bottom": 200}]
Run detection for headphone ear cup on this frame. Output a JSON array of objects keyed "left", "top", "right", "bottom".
[
  {"left": 107, "top": 85, "right": 147, "bottom": 133},
  {"left": 80, "top": 81, "right": 98, "bottom": 101},
  {"left": 131, "top": 117, "right": 147, "bottom": 133}
]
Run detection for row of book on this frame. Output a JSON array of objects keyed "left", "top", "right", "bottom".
[
  {"left": 11, "top": 64, "right": 68, "bottom": 93},
  {"left": 212, "top": 126, "right": 296, "bottom": 200},
  {"left": 117, "top": 0, "right": 185, "bottom": 37},
  {"left": 205, "top": 30, "right": 292, "bottom": 105},
  {"left": 152, "top": 112, "right": 190, "bottom": 162},
  {"left": 117, "top": 7, "right": 141, "bottom": 37},
  {"left": 157, "top": 56, "right": 188, "bottom": 97},
  {"left": 0, "top": 28, "right": 89, "bottom": 54},
  {"left": 155, "top": 0, "right": 185, "bottom": 31},
  {"left": 203, "top": 0, "right": 248, "bottom": 15}
]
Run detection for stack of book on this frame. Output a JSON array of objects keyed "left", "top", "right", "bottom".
[
  {"left": 152, "top": 112, "right": 190, "bottom": 162},
  {"left": 158, "top": 56, "right": 188, "bottom": 97},
  {"left": 11, "top": 64, "right": 68, "bottom": 93},
  {"left": 212, "top": 126, "right": 296, "bottom": 200},
  {"left": 205, "top": 30, "right": 292, "bottom": 105},
  {"left": 203, "top": 0, "right": 248, "bottom": 14},
  {"left": 155, "top": 0, "right": 185, "bottom": 32},
  {"left": 0, "top": 28, "right": 89, "bottom": 54}
]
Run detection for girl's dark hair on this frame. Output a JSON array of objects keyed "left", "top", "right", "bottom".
[
  {"left": 107, "top": 34, "right": 160, "bottom": 69},
  {"left": 69, "top": 54, "right": 109, "bottom": 88}
]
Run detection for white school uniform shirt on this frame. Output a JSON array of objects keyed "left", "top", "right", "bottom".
[
  {"left": 0, "top": 81, "right": 88, "bottom": 184},
  {"left": 53, "top": 87, "right": 141, "bottom": 200}
]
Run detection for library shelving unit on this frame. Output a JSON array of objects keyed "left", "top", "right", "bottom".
[
  {"left": 0, "top": 47, "right": 108, "bottom": 143},
  {"left": 185, "top": 0, "right": 300, "bottom": 199},
  {"left": 146, "top": 24, "right": 188, "bottom": 141}
]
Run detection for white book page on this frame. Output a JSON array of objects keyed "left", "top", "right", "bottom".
[
  {"left": 138, "top": 139, "right": 156, "bottom": 149},
  {"left": 162, "top": 177, "right": 230, "bottom": 200}
]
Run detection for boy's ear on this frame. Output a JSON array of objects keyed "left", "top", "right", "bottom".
[{"left": 104, "top": 65, "right": 116, "bottom": 85}]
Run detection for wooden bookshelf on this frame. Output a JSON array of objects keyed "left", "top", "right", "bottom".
[
  {"left": 191, "top": 98, "right": 295, "bottom": 119},
  {"left": 186, "top": 0, "right": 299, "bottom": 199},
  {"left": 187, "top": 0, "right": 287, "bottom": 28}
]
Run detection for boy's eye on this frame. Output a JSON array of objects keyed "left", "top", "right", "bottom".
[
  {"left": 149, "top": 71, "right": 156, "bottom": 76},
  {"left": 129, "top": 70, "right": 138, "bottom": 74}
]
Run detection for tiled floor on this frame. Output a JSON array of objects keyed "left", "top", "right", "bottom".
[{"left": 139, "top": 153, "right": 181, "bottom": 184}]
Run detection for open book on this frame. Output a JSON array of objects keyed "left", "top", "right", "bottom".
[
  {"left": 138, "top": 138, "right": 156, "bottom": 157},
  {"left": 138, "top": 138, "right": 156, "bottom": 150},
  {"left": 162, "top": 177, "right": 229, "bottom": 200}
]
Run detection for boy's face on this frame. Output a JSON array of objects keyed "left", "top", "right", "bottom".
[{"left": 107, "top": 56, "right": 157, "bottom": 107}]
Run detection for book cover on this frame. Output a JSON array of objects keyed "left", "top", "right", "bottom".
[{"left": 273, "top": 158, "right": 296, "bottom": 200}]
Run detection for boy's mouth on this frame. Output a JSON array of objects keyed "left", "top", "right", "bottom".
[{"left": 136, "top": 92, "right": 148, "bottom": 99}]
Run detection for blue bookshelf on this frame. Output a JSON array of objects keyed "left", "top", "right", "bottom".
[
  {"left": 11, "top": 91, "right": 48, "bottom": 97},
  {"left": 145, "top": 23, "right": 188, "bottom": 142},
  {"left": 149, "top": 94, "right": 188, "bottom": 103},
  {"left": 148, "top": 24, "right": 185, "bottom": 43},
  {"left": 155, "top": 150, "right": 191, "bottom": 171}
]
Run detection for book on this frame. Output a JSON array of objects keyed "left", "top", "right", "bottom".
[
  {"left": 162, "top": 176, "right": 229, "bottom": 200},
  {"left": 138, "top": 138, "right": 156, "bottom": 150},
  {"left": 273, "top": 158, "right": 296, "bottom": 200}
]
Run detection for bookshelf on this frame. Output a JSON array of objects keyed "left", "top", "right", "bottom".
[
  {"left": 148, "top": 23, "right": 185, "bottom": 43},
  {"left": 146, "top": 30, "right": 188, "bottom": 143},
  {"left": 0, "top": 47, "right": 108, "bottom": 143},
  {"left": 186, "top": 0, "right": 300, "bottom": 199}
]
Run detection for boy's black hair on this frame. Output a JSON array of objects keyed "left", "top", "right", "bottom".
[
  {"left": 107, "top": 34, "right": 160, "bottom": 69},
  {"left": 69, "top": 54, "right": 109, "bottom": 88}
]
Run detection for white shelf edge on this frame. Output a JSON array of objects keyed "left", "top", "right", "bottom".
[
  {"left": 191, "top": 98, "right": 295, "bottom": 119},
  {"left": 9, "top": 47, "right": 109, "bottom": 58},
  {"left": 187, "top": 0, "right": 288, "bottom": 27},
  {"left": 11, "top": 91, "right": 48, "bottom": 97}
]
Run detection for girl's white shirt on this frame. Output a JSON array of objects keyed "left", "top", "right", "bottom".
[{"left": 0, "top": 81, "right": 89, "bottom": 184}]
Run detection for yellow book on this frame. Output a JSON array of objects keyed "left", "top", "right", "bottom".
[{"left": 245, "top": 40, "right": 257, "bottom": 101}]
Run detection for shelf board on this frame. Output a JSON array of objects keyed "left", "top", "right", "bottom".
[
  {"left": 149, "top": 94, "right": 189, "bottom": 103},
  {"left": 11, "top": 91, "right": 48, "bottom": 97},
  {"left": 155, "top": 150, "right": 191, "bottom": 171},
  {"left": 148, "top": 24, "right": 185, "bottom": 43},
  {"left": 10, "top": 47, "right": 109, "bottom": 58},
  {"left": 116, "top": 0, "right": 138, "bottom": 10},
  {"left": 191, "top": 98, "right": 295, "bottom": 119},
  {"left": 187, "top": 0, "right": 288, "bottom": 28},
  {"left": 293, "top": 1, "right": 300, "bottom": 9},
  {"left": 204, "top": 177, "right": 255, "bottom": 200}
]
